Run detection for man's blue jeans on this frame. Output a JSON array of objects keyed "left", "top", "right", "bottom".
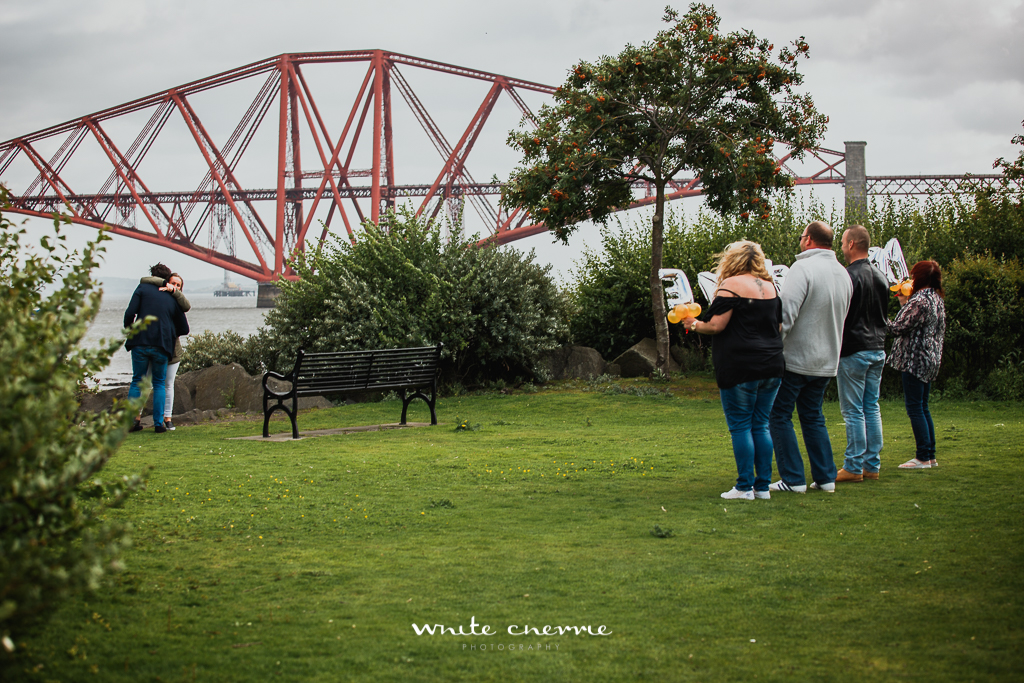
[
  {"left": 720, "top": 377, "right": 783, "bottom": 492},
  {"left": 902, "top": 371, "right": 936, "bottom": 461},
  {"left": 837, "top": 350, "right": 886, "bottom": 474},
  {"left": 769, "top": 371, "right": 837, "bottom": 486},
  {"left": 128, "top": 346, "right": 169, "bottom": 424}
]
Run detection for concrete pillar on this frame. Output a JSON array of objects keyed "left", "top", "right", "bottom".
[
  {"left": 844, "top": 141, "right": 867, "bottom": 223},
  {"left": 257, "top": 281, "right": 281, "bottom": 308}
]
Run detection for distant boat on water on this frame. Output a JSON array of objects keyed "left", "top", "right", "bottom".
[{"left": 214, "top": 271, "right": 255, "bottom": 297}]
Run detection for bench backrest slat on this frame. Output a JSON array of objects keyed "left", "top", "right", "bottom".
[{"left": 291, "top": 344, "right": 440, "bottom": 393}]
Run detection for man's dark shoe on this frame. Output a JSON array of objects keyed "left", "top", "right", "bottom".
[
  {"left": 154, "top": 424, "right": 167, "bottom": 434},
  {"left": 129, "top": 420, "right": 143, "bottom": 433}
]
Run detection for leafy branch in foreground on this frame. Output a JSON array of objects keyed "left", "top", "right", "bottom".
[{"left": 0, "top": 191, "right": 146, "bottom": 649}]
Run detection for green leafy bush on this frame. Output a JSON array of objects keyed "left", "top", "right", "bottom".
[
  {"left": 941, "top": 255, "right": 1024, "bottom": 395},
  {"left": 986, "top": 351, "right": 1024, "bottom": 401},
  {"left": 0, "top": 200, "right": 145, "bottom": 646},
  {"left": 868, "top": 192, "right": 1024, "bottom": 267},
  {"left": 179, "top": 329, "right": 269, "bottom": 376},
  {"left": 260, "top": 208, "right": 568, "bottom": 388}
]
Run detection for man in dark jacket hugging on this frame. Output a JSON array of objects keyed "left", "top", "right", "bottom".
[{"left": 123, "top": 263, "right": 190, "bottom": 433}]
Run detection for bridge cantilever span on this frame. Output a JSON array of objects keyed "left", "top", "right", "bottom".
[
  {"left": 0, "top": 50, "right": 559, "bottom": 283},
  {"left": 1, "top": 51, "right": 1010, "bottom": 286}
]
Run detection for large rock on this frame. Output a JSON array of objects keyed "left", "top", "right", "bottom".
[
  {"left": 176, "top": 369, "right": 203, "bottom": 401},
  {"left": 611, "top": 338, "right": 680, "bottom": 378},
  {"left": 78, "top": 386, "right": 128, "bottom": 414},
  {"left": 193, "top": 363, "right": 259, "bottom": 411},
  {"left": 79, "top": 364, "right": 332, "bottom": 417},
  {"left": 141, "top": 378, "right": 194, "bottom": 416},
  {"left": 537, "top": 345, "right": 617, "bottom": 381},
  {"left": 78, "top": 379, "right": 191, "bottom": 417},
  {"left": 190, "top": 363, "right": 331, "bottom": 412}
]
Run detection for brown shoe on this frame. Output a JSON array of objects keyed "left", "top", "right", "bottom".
[
  {"left": 835, "top": 468, "right": 864, "bottom": 483},
  {"left": 863, "top": 471, "right": 879, "bottom": 480}
]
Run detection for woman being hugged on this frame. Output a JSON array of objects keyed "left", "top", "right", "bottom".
[
  {"left": 131, "top": 271, "right": 189, "bottom": 432},
  {"left": 889, "top": 260, "right": 946, "bottom": 469},
  {"left": 682, "top": 241, "right": 786, "bottom": 500}
]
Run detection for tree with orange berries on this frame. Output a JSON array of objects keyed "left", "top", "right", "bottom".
[{"left": 502, "top": 3, "right": 828, "bottom": 373}]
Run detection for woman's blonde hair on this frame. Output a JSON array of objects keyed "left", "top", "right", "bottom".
[{"left": 714, "top": 240, "right": 773, "bottom": 290}]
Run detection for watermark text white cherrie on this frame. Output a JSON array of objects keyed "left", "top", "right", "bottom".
[
  {"left": 463, "top": 643, "right": 560, "bottom": 652},
  {"left": 411, "top": 616, "right": 612, "bottom": 637}
]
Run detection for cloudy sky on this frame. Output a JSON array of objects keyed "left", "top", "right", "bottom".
[{"left": 1, "top": 0, "right": 1021, "bottom": 284}]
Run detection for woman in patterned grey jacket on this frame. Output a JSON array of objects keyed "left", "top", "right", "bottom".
[{"left": 888, "top": 260, "right": 946, "bottom": 469}]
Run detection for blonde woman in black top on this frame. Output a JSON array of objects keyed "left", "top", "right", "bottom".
[{"left": 682, "top": 241, "right": 786, "bottom": 500}]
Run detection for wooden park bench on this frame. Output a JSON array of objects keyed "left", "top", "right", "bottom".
[{"left": 262, "top": 343, "right": 443, "bottom": 439}]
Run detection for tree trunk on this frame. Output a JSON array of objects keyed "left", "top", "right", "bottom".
[{"left": 649, "top": 180, "right": 671, "bottom": 376}]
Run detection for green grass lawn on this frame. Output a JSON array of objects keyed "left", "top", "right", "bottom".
[{"left": 7, "top": 377, "right": 1024, "bottom": 682}]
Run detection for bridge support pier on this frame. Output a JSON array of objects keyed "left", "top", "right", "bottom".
[
  {"left": 844, "top": 141, "right": 867, "bottom": 222},
  {"left": 257, "top": 282, "right": 281, "bottom": 308}
]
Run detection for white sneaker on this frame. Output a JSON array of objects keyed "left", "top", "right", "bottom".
[
  {"left": 721, "top": 488, "right": 755, "bottom": 500},
  {"left": 810, "top": 482, "right": 836, "bottom": 492},
  {"left": 754, "top": 490, "right": 771, "bottom": 500},
  {"left": 768, "top": 480, "right": 807, "bottom": 493}
]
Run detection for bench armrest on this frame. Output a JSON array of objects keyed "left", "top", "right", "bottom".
[{"left": 262, "top": 369, "right": 295, "bottom": 398}]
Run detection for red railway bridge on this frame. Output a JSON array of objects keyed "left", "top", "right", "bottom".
[{"left": 0, "top": 50, "right": 1011, "bottom": 304}]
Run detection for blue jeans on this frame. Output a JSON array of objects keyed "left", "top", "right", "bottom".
[
  {"left": 902, "top": 372, "right": 935, "bottom": 460},
  {"left": 837, "top": 350, "right": 885, "bottom": 474},
  {"left": 769, "top": 371, "right": 837, "bottom": 486},
  {"left": 720, "top": 378, "right": 782, "bottom": 492},
  {"left": 128, "top": 346, "right": 169, "bottom": 424}
]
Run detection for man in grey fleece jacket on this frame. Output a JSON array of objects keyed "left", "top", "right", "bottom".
[{"left": 768, "top": 222, "right": 853, "bottom": 493}]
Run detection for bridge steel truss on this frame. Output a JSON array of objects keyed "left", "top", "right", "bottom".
[
  {"left": 0, "top": 51, "right": 559, "bottom": 282},
  {"left": 0, "top": 50, "right": 1012, "bottom": 283}
]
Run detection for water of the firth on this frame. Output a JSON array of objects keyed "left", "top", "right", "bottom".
[{"left": 84, "top": 293, "right": 269, "bottom": 387}]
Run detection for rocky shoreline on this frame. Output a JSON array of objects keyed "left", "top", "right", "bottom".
[
  {"left": 77, "top": 340, "right": 695, "bottom": 425},
  {"left": 78, "top": 363, "right": 331, "bottom": 425}
]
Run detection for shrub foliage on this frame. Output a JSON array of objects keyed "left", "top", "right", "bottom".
[
  {"left": 179, "top": 330, "right": 268, "bottom": 376},
  {"left": 568, "top": 188, "right": 1024, "bottom": 399},
  {"left": 259, "top": 209, "right": 567, "bottom": 388},
  {"left": 941, "top": 255, "right": 1024, "bottom": 394},
  {"left": 0, "top": 200, "right": 145, "bottom": 646}
]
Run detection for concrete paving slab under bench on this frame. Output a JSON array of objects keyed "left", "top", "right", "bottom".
[{"left": 230, "top": 422, "right": 434, "bottom": 442}]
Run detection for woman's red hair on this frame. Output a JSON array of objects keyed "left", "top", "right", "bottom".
[{"left": 911, "top": 260, "right": 944, "bottom": 298}]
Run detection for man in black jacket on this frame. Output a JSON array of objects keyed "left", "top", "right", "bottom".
[
  {"left": 836, "top": 226, "right": 890, "bottom": 482},
  {"left": 123, "top": 263, "right": 190, "bottom": 433}
]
